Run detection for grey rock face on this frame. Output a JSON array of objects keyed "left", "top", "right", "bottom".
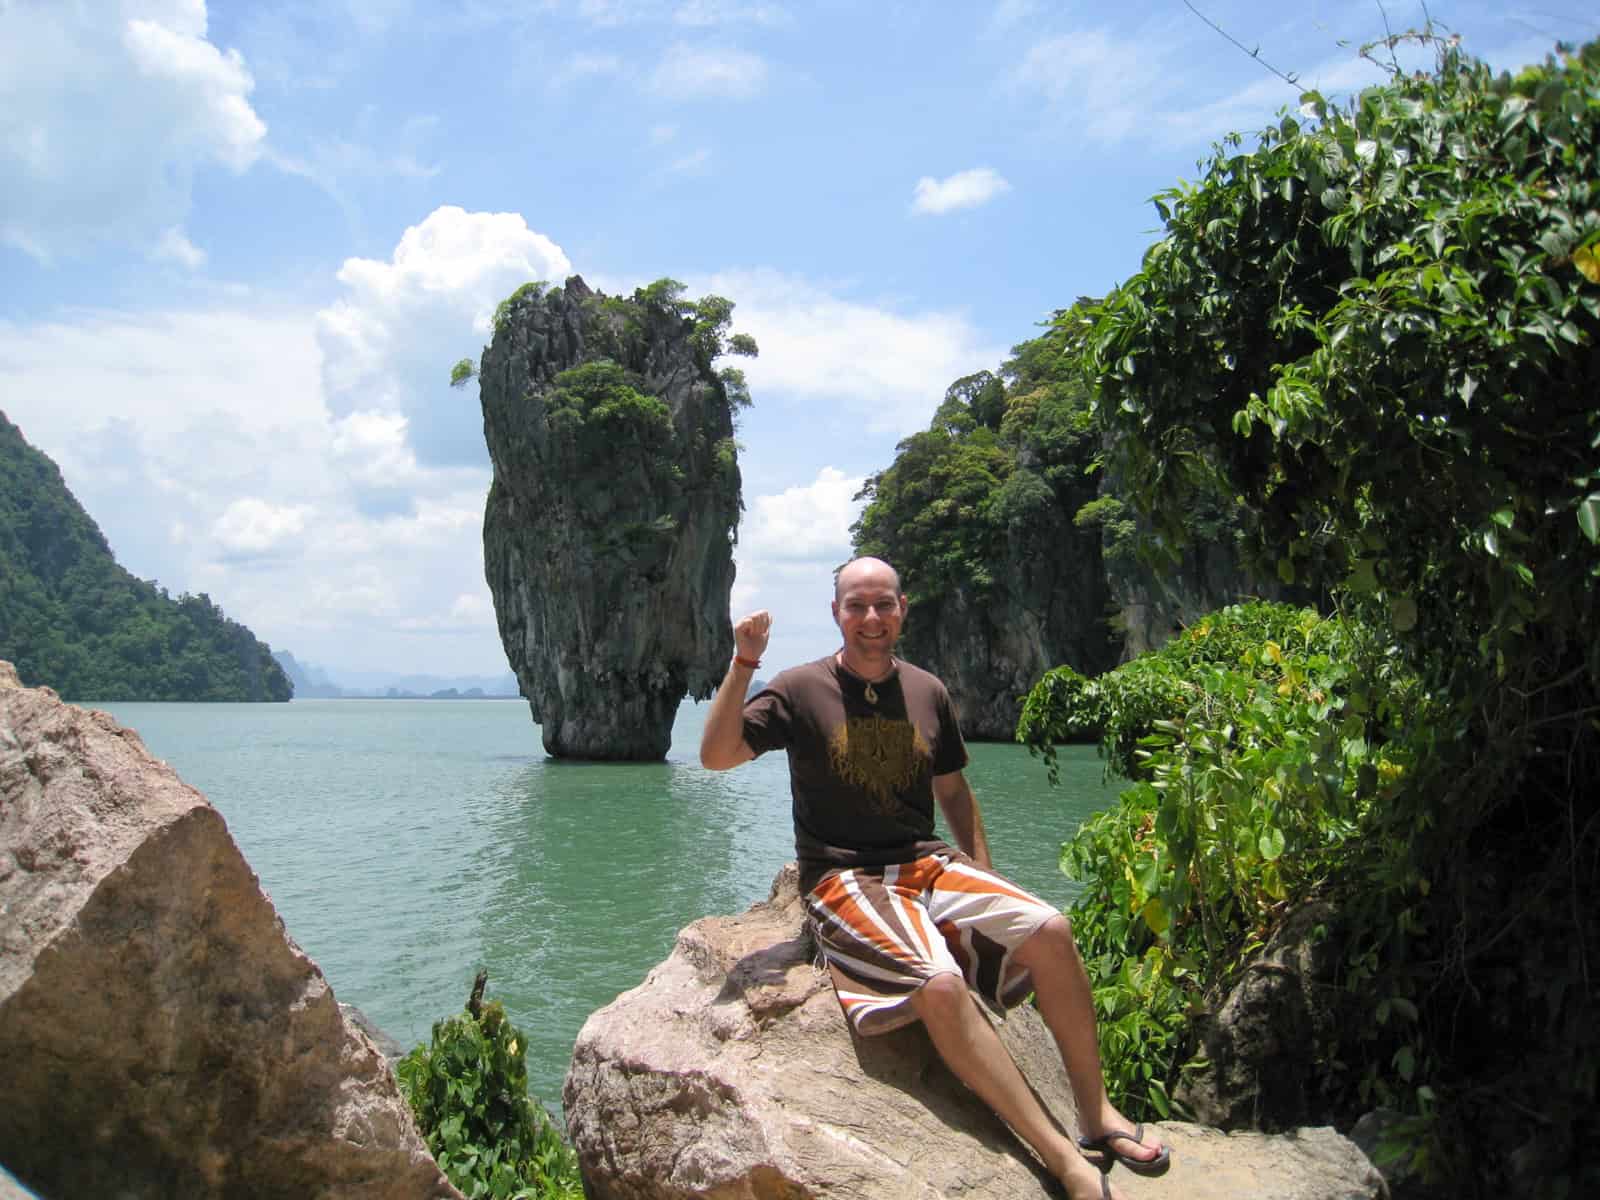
[
  {"left": 479, "top": 276, "right": 742, "bottom": 760},
  {"left": 899, "top": 534, "right": 1118, "bottom": 741},
  {"left": 905, "top": 518, "right": 1273, "bottom": 743},
  {"left": 562, "top": 864, "right": 1386, "bottom": 1200},
  {"left": 1175, "top": 900, "right": 1352, "bottom": 1133},
  {"left": 0, "top": 662, "right": 461, "bottom": 1200},
  {"left": 1106, "top": 538, "right": 1277, "bottom": 664}
]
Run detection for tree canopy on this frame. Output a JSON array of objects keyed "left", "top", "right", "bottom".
[{"left": 852, "top": 321, "right": 1100, "bottom": 601}]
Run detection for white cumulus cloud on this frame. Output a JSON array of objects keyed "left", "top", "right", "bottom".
[
  {"left": 151, "top": 226, "right": 207, "bottom": 268},
  {"left": 741, "top": 467, "right": 864, "bottom": 564},
  {"left": 698, "top": 269, "right": 1007, "bottom": 436},
  {"left": 0, "top": 0, "right": 267, "bottom": 259},
  {"left": 650, "top": 43, "right": 768, "bottom": 99},
  {"left": 732, "top": 466, "right": 867, "bottom": 672},
  {"left": 911, "top": 167, "right": 1012, "bottom": 215},
  {"left": 317, "top": 205, "right": 573, "bottom": 468},
  {"left": 212, "top": 498, "right": 311, "bottom": 559}
]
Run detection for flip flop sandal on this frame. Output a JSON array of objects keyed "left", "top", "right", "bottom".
[{"left": 1077, "top": 1123, "right": 1172, "bottom": 1177}]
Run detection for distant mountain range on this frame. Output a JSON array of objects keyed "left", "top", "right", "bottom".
[{"left": 272, "top": 651, "right": 521, "bottom": 700}]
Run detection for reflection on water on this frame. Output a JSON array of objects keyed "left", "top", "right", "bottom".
[{"left": 93, "top": 697, "right": 1121, "bottom": 1109}]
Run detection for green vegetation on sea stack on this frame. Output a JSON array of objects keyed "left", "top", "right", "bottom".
[
  {"left": 0, "top": 411, "right": 291, "bottom": 702},
  {"left": 1013, "top": 36, "right": 1598, "bottom": 1197}
]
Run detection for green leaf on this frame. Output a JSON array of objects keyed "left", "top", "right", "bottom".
[
  {"left": 1394, "top": 1044, "right": 1416, "bottom": 1082},
  {"left": 1141, "top": 896, "right": 1171, "bottom": 936},
  {"left": 1579, "top": 494, "right": 1600, "bottom": 544},
  {"left": 1258, "top": 826, "right": 1286, "bottom": 861},
  {"left": 1390, "top": 593, "right": 1418, "bottom": 633}
]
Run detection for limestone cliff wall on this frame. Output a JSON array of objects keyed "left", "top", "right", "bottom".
[
  {"left": 897, "top": 516, "right": 1119, "bottom": 741},
  {"left": 904, "top": 485, "right": 1278, "bottom": 741},
  {"left": 478, "top": 277, "right": 741, "bottom": 759}
]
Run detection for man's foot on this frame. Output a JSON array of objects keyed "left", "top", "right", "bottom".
[
  {"left": 1077, "top": 1118, "right": 1171, "bottom": 1176},
  {"left": 1055, "top": 1154, "right": 1118, "bottom": 1200}
]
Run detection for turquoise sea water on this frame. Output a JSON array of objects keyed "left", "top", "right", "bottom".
[{"left": 94, "top": 697, "right": 1122, "bottom": 1110}]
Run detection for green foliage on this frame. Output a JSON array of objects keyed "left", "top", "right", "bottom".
[
  {"left": 547, "top": 361, "right": 673, "bottom": 439},
  {"left": 1057, "top": 37, "right": 1600, "bottom": 1193},
  {"left": 717, "top": 367, "right": 753, "bottom": 409},
  {"left": 1071, "top": 497, "right": 1138, "bottom": 567},
  {"left": 853, "top": 323, "right": 1102, "bottom": 602},
  {"left": 451, "top": 358, "right": 477, "bottom": 388},
  {"left": 1078, "top": 40, "right": 1600, "bottom": 678},
  {"left": 1024, "top": 605, "right": 1419, "bottom": 1122},
  {"left": 0, "top": 412, "right": 292, "bottom": 702},
  {"left": 635, "top": 276, "right": 687, "bottom": 311},
  {"left": 493, "top": 282, "right": 549, "bottom": 336},
  {"left": 397, "top": 993, "right": 582, "bottom": 1200}
]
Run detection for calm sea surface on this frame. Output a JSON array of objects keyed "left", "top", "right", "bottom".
[{"left": 93, "top": 697, "right": 1122, "bottom": 1110}]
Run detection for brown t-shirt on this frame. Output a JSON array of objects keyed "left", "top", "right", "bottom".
[{"left": 742, "top": 655, "right": 969, "bottom": 892}]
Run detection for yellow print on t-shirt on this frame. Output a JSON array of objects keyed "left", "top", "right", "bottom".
[{"left": 827, "top": 715, "right": 931, "bottom": 811}]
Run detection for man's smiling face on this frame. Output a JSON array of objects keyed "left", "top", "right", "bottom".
[{"left": 833, "top": 558, "right": 907, "bottom": 669}]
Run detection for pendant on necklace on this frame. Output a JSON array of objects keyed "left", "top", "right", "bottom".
[{"left": 863, "top": 682, "right": 878, "bottom": 705}]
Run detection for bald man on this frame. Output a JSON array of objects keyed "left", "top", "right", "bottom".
[{"left": 701, "top": 557, "right": 1170, "bottom": 1200}]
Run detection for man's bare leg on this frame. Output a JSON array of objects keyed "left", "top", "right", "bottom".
[
  {"left": 910, "top": 972, "right": 1122, "bottom": 1200},
  {"left": 1011, "top": 916, "right": 1168, "bottom": 1166}
]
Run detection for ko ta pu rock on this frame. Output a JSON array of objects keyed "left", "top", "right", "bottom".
[
  {"left": 563, "top": 864, "right": 1388, "bottom": 1200},
  {"left": 478, "top": 275, "right": 749, "bottom": 760},
  {"left": 0, "top": 663, "right": 460, "bottom": 1200}
]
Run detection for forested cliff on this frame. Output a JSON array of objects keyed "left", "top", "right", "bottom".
[
  {"left": 0, "top": 411, "right": 291, "bottom": 702},
  {"left": 853, "top": 321, "right": 1277, "bottom": 738}
]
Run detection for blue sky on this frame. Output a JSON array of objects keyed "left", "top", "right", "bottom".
[{"left": 3, "top": 1, "right": 1594, "bottom": 683}]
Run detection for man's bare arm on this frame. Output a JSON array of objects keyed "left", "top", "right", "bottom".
[
  {"left": 933, "top": 770, "right": 993, "bottom": 870},
  {"left": 699, "top": 610, "right": 770, "bottom": 770}
]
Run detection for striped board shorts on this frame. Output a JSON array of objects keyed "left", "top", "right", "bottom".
[{"left": 803, "top": 852, "right": 1061, "bottom": 1036}]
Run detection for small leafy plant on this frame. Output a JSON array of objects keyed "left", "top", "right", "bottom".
[{"left": 396, "top": 974, "right": 584, "bottom": 1200}]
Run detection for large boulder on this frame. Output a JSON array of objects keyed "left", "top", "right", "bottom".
[
  {"left": 478, "top": 275, "right": 745, "bottom": 760},
  {"left": 1174, "top": 900, "right": 1350, "bottom": 1131},
  {"left": 563, "top": 864, "right": 1387, "bottom": 1199},
  {"left": 0, "top": 662, "right": 460, "bottom": 1200}
]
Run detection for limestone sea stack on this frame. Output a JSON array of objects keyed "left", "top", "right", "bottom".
[{"left": 478, "top": 276, "right": 749, "bottom": 760}]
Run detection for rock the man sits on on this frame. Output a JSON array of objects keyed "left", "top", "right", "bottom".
[{"left": 700, "top": 556, "right": 1171, "bottom": 1200}]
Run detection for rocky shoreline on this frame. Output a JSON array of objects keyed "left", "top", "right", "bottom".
[{"left": 2, "top": 663, "right": 1390, "bottom": 1198}]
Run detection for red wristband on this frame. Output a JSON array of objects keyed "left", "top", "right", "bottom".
[{"left": 733, "top": 654, "right": 761, "bottom": 670}]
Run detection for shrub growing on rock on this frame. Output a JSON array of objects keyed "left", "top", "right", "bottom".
[{"left": 397, "top": 980, "right": 582, "bottom": 1200}]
